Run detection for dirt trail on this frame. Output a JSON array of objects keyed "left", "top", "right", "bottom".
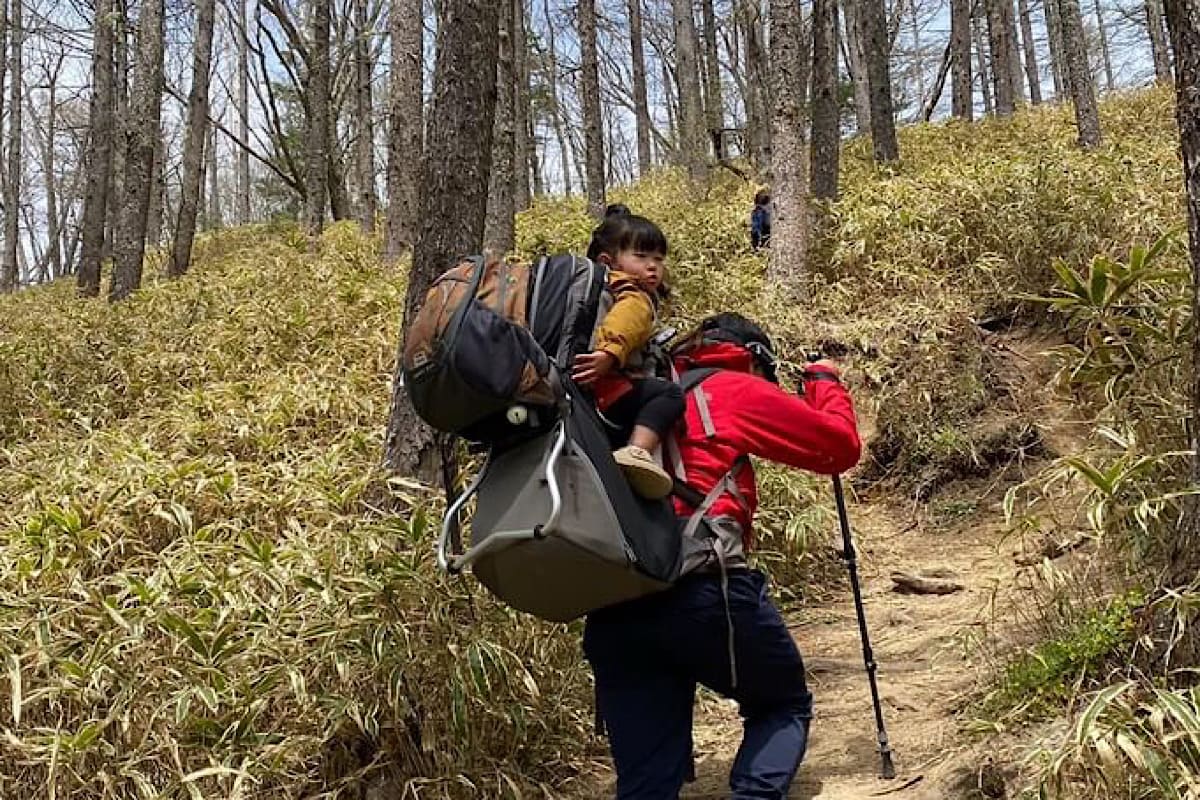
[
  {"left": 578, "top": 330, "right": 1068, "bottom": 799},
  {"left": 680, "top": 491, "right": 1025, "bottom": 799}
]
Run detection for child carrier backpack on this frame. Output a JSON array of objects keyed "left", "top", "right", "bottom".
[
  {"left": 402, "top": 254, "right": 608, "bottom": 443},
  {"left": 435, "top": 362, "right": 745, "bottom": 623}
]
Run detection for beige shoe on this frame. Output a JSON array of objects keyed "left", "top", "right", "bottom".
[{"left": 613, "top": 445, "right": 674, "bottom": 499}]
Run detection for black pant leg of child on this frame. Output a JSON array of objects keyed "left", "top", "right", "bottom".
[{"left": 606, "top": 378, "right": 685, "bottom": 444}]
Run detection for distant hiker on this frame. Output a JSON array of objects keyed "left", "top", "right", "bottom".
[
  {"left": 750, "top": 189, "right": 772, "bottom": 250},
  {"left": 573, "top": 213, "right": 682, "bottom": 499},
  {"left": 584, "top": 312, "right": 861, "bottom": 799}
]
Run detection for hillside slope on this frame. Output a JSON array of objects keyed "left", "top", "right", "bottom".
[{"left": 0, "top": 87, "right": 1187, "bottom": 799}]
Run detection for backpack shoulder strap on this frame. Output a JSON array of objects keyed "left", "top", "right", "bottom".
[{"left": 668, "top": 367, "right": 741, "bottom": 507}]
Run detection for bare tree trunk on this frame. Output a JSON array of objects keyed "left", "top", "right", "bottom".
[
  {"left": 208, "top": 125, "right": 222, "bottom": 228},
  {"left": 146, "top": 127, "right": 166, "bottom": 244},
  {"left": 384, "top": 0, "right": 422, "bottom": 263},
  {"left": 579, "top": 0, "right": 605, "bottom": 216},
  {"left": 1161, "top": 0, "right": 1200, "bottom": 590},
  {"left": 303, "top": 0, "right": 331, "bottom": 247},
  {"left": 383, "top": 0, "right": 499, "bottom": 477},
  {"left": 1017, "top": 0, "right": 1042, "bottom": 104},
  {"left": 485, "top": 0, "right": 516, "bottom": 251},
  {"left": 858, "top": 0, "right": 899, "bottom": 162},
  {"left": 1094, "top": 0, "right": 1115, "bottom": 91},
  {"left": 1045, "top": 0, "right": 1067, "bottom": 98},
  {"left": 951, "top": 0, "right": 974, "bottom": 119},
  {"left": 1, "top": 0, "right": 22, "bottom": 293},
  {"left": 767, "top": 0, "right": 809, "bottom": 296},
  {"left": 236, "top": 0, "right": 251, "bottom": 223},
  {"left": 104, "top": 2, "right": 130, "bottom": 267},
  {"left": 739, "top": 0, "right": 771, "bottom": 166},
  {"left": 38, "top": 70, "right": 63, "bottom": 279},
  {"left": 974, "top": 8, "right": 996, "bottom": 114},
  {"left": 529, "top": 115, "right": 544, "bottom": 196},
  {"left": 1057, "top": 0, "right": 1102, "bottom": 148},
  {"left": 700, "top": 0, "right": 723, "bottom": 137},
  {"left": 542, "top": 0, "right": 572, "bottom": 195},
  {"left": 987, "top": 0, "right": 1018, "bottom": 114},
  {"left": 843, "top": 0, "right": 873, "bottom": 134},
  {"left": 328, "top": 126, "right": 351, "bottom": 221},
  {"left": 354, "top": 0, "right": 376, "bottom": 233},
  {"left": 811, "top": 0, "right": 840, "bottom": 200},
  {"left": 109, "top": 0, "right": 164, "bottom": 302},
  {"left": 1006, "top": 0, "right": 1026, "bottom": 104},
  {"left": 672, "top": 0, "right": 709, "bottom": 182},
  {"left": 77, "top": 0, "right": 115, "bottom": 296},
  {"left": 629, "top": 0, "right": 653, "bottom": 176},
  {"left": 512, "top": 0, "right": 531, "bottom": 211},
  {"left": 1147, "top": 0, "right": 1174, "bottom": 81},
  {"left": 170, "top": 0, "right": 216, "bottom": 278}
]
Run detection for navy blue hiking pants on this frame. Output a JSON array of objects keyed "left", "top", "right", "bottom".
[{"left": 584, "top": 570, "right": 813, "bottom": 800}]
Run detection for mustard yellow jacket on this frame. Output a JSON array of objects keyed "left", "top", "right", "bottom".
[{"left": 593, "top": 270, "right": 657, "bottom": 367}]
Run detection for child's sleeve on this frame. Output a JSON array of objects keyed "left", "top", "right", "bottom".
[{"left": 593, "top": 272, "right": 656, "bottom": 367}]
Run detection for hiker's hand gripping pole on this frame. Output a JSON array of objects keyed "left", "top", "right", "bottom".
[{"left": 832, "top": 474, "right": 896, "bottom": 780}]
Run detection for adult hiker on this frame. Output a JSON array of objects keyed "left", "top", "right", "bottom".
[
  {"left": 583, "top": 311, "right": 861, "bottom": 800},
  {"left": 750, "top": 189, "right": 772, "bottom": 251}
]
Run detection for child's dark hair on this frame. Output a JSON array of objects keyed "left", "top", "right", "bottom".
[
  {"left": 586, "top": 213, "right": 669, "bottom": 261},
  {"left": 754, "top": 189, "right": 770, "bottom": 206}
]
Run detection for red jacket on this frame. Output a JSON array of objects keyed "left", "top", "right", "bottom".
[{"left": 670, "top": 342, "right": 861, "bottom": 548}]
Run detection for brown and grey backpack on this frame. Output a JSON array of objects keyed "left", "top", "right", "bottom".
[{"left": 402, "top": 254, "right": 609, "bottom": 443}]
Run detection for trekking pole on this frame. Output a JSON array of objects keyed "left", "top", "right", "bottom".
[{"left": 832, "top": 474, "right": 897, "bottom": 780}]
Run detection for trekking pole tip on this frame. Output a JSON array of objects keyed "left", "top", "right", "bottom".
[{"left": 880, "top": 750, "right": 897, "bottom": 780}]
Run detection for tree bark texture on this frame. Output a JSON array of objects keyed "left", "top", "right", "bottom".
[
  {"left": 207, "top": 125, "right": 222, "bottom": 228},
  {"left": 810, "top": 0, "right": 840, "bottom": 200},
  {"left": 384, "top": 0, "right": 422, "bottom": 264},
  {"left": 1057, "top": 0, "right": 1102, "bottom": 148},
  {"left": 672, "top": 0, "right": 709, "bottom": 182},
  {"left": 513, "top": 0, "right": 531, "bottom": 211},
  {"left": 38, "top": 71, "right": 62, "bottom": 279},
  {"left": 843, "top": 0, "right": 873, "bottom": 134},
  {"left": 987, "top": 0, "right": 1019, "bottom": 114},
  {"left": 767, "top": 0, "right": 810, "bottom": 296},
  {"left": 629, "top": 0, "right": 653, "bottom": 176},
  {"left": 1162, "top": 0, "right": 1200, "bottom": 589},
  {"left": 542, "top": 0, "right": 572, "bottom": 195},
  {"left": 1094, "top": 0, "right": 1115, "bottom": 91},
  {"left": 2, "top": 0, "right": 22, "bottom": 293},
  {"left": 105, "top": 3, "right": 130, "bottom": 267},
  {"left": 739, "top": 0, "right": 771, "bottom": 167},
  {"left": 1044, "top": 0, "right": 1067, "bottom": 98},
  {"left": 578, "top": 0, "right": 605, "bottom": 217},
  {"left": 303, "top": 0, "right": 331, "bottom": 246},
  {"left": 1148, "top": 0, "right": 1174, "bottom": 81},
  {"left": 485, "top": 0, "right": 516, "bottom": 253},
  {"left": 77, "top": 0, "right": 116, "bottom": 297},
  {"left": 383, "top": 0, "right": 499, "bottom": 476},
  {"left": 354, "top": 0, "right": 376, "bottom": 234},
  {"left": 858, "top": 0, "right": 899, "bottom": 162},
  {"left": 236, "top": 0, "right": 251, "bottom": 223},
  {"left": 170, "top": 0, "right": 216, "bottom": 278},
  {"left": 951, "top": 0, "right": 974, "bottom": 119},
  {"left": 147, "top": 126, "right": 166, "bottom": 243},
  {"left": 1017, "top": 0, "right": 1043, "bottom": 104},
  {"left": 974, "top": 8, "right": 996, "bottom": 114},
  {"left": 700, "top": 0, "right": 723, "bottom": 136},
  {"left": 109, "top": 0, "right": 164, "bottom": 302}
]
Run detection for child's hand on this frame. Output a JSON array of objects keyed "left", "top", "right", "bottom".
[{"left": 572, "top": 351, "right": 618, "bottom": 385}]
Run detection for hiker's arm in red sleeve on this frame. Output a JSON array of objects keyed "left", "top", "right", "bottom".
[{"left": 727, "top": 368, "right": 861, "bottom": 475}]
